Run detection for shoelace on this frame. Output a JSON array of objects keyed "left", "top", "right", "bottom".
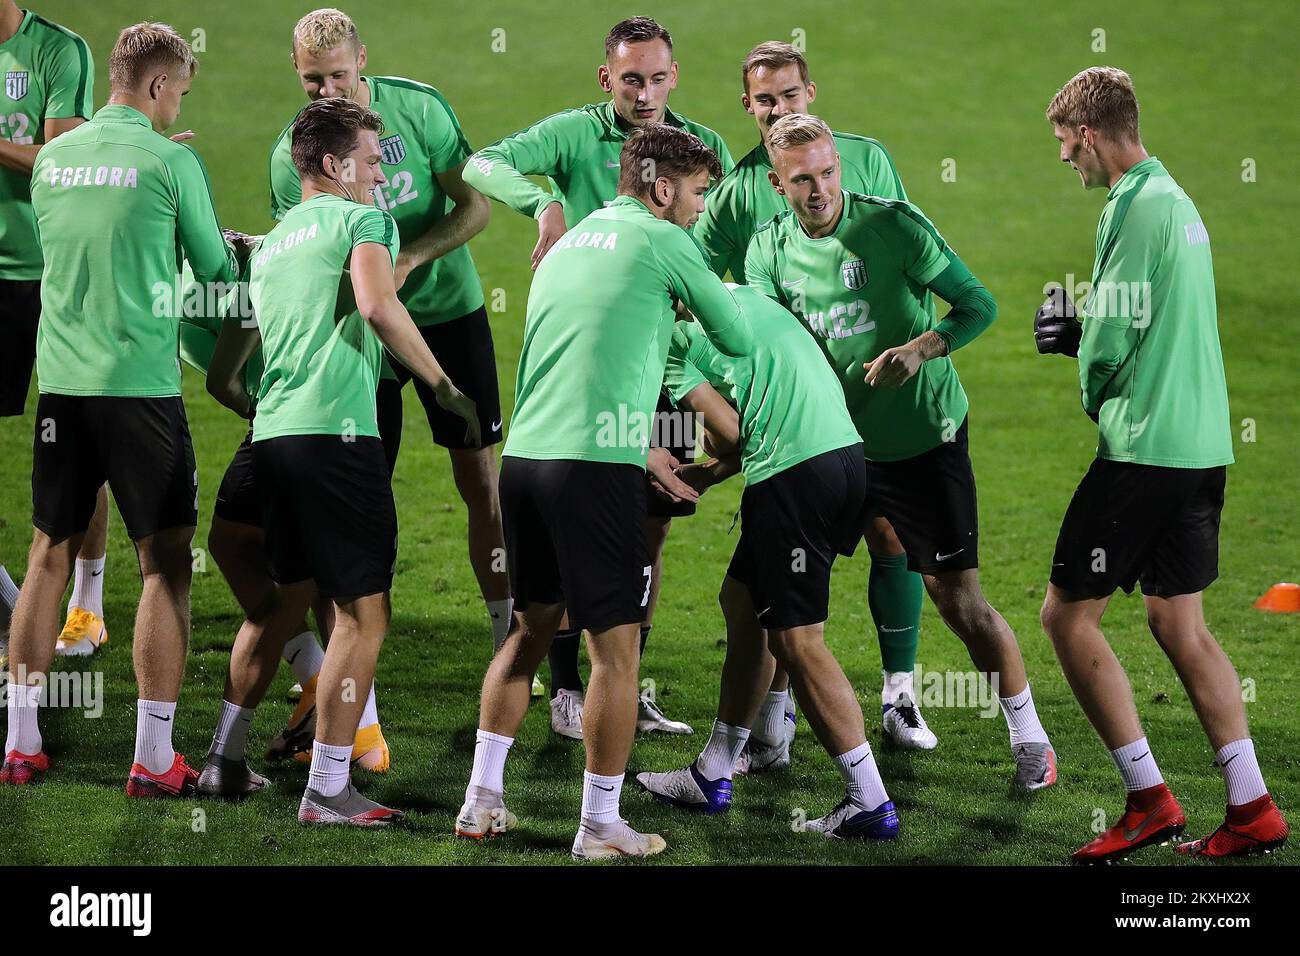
[
  {"left": 895, "top": 702, "right": 923, "bottom": 729},
  {"left": 639, "top": 695, "right": 665, "bottom": 719}
]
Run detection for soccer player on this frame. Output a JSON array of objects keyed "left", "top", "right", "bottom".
[
  {"left": 746, "top": 113, "right": 1057, "bottom": 789},
  {"left": 463, "top": 15, "right": 731, "bottom": 740},
  {"left": 2, "top": 22, "right": 242, "bottom": 793},
  {"left": 210, "top": 96, "right": 478, "bottom": 823},
  {"left": 268, "top": 9, "right": 511, "bottom": 657},
  {"left": 455, "top": 124, "right": 752, "bottom": 859},
  {"left": 694, "top": 40, "right": 933, "bottom": 759},
  {"left": 636, "top": 284, "right": 898, "bottom": 840},
  {"left": 1036, "top": 67, "right": 1288, "bottom": 862},
  {"left": 170, "top": 256, "right": 391, "bottom": 794},
  {"left": 0, "top": 1, "right": 109, "bottom": 664}
]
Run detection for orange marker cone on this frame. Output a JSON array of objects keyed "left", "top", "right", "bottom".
[{"left": 1254, "top": 583, "right": 1300, "bottom": 613}]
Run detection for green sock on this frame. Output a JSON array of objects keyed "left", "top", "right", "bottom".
[{"left": 868, "top": 551, "right": 923, "bottom": 673}]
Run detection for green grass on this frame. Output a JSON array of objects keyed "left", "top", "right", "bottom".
[{"left": 2, "top": 0, "right": 1297, "bottom": 865}]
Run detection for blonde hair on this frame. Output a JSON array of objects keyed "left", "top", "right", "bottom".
[
  {"left": 1046, "top": 66, "right": 1141, "bottom": 144},
  {"left": 742, "top": 41, "right": 809, "bottom": 93},
  {"left": 108, "top": 22, "right": 196, "bottom": 90},
  {"left": 766, "top": 112, "right": 831, "bottom": 153},
  {"left": 292, "top": 8, "right": 360, "bottom": 59}
]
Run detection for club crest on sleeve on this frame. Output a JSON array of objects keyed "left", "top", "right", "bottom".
[
  {"left": 379, "top": 133, "right": 406, "bottom": 165},
  {"left": 5, "top": 70, "right": 29, "bottom": 101},
  {"left": 841, "top": 258, "right": 867, "bottom": 290}
]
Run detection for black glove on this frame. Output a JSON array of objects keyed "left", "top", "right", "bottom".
[{"left": 1034, "top": 288, "right": 1082, "bottom": 357}]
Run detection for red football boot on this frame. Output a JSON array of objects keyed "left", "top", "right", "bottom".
[
  {"left": 0, "top": 749, "right": 50, "bottom": 786},
  {"left": 126, "top": 752, "right": 199, "bottom": 798},
  {"left": 1177, "top": 794, "right": 1288, "bottom": 859},
  {"left": 1072, "top": 783, "right": 1186, "bottom": 864}
]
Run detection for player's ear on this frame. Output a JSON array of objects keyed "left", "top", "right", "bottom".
[
  {"left": 805, "top": 80, "right": 817, "bottom": 103},
  {"left": 669, "top": 61, "right": 679, "bottom": 89},
  {"left": 742, "top": 92, "right": 753, "bottom": 115},
  {"left": 356, "top": 44, "right": 367, "bottom": 72},
  {"left": 767, "top": 169, "right": 784, "bottom": 195},
  {"left": 149, "top": 73, "right": 167, "bottom": 102},
  {"left": 597, "top": 64, "right": 612, "bottom": 93}
]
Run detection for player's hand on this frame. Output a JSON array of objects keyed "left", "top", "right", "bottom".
[
  {"left": 864, "top": 344, "right": 923, "bottom": 388},
  {"left": 646, "top": 447, "right": 700, "bottom": 504},
  {"left": 531, "top": 202, "right": 565, "bottom": 270},
  {"left": 435, "top": 382, "right": 481, "bottom": 447},
  {"left": 223, "top": 229, "right": 256, "bottom": 265},
  {"left": 675, "top": 461, "right": 719, "bottom": 496},
  {"left": 169, "top": 130, "right": 195, "bottom": 143},
  {"left": 393, "top": 252, "right": 416, "bottom": 292},
  {"left": 1034, "top": 288, "right": 1082, "bottom": 357}
]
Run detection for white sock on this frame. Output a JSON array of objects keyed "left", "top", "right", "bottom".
[
  {"left": 0, "top": 564, "right": 20, "bottom": 610},
  {"left": 1216, "top": 738, "right": 1267, "bottom": 806},
  {"left": 211, "top": 700, "right": 254, "bottom": 761},
  {"left": 833, "top": 741, "right": 890, "bottom": 810},
  {"left": 580, "top": 770, "right": 623, "bottom": 826},
  {"left": 466, "top": 729, "right": 513, "bottom": 803},
  {"left": 307, "top": 741, "right": 351, "bottom": 797},
  {"left": 1111, "top": 737, "right": 1164, "bottom": 791},
  {"left": 134, "top": 699, "right": 177, "bottom": 775},
  {"left": 68, "top": 556, "right": 105, "bottom": 618},
  {"left": 999, "top": 684, "right": 1050, "bottom": 746},
  {"left": 488, "top": 597, "right": 513, "bottom": 653},
  {"left": 696, "top": 719, "right": 749, "bottom": 780},
  {"left": 358, "top": 682, "right": 379, "bottom": 730},
  {"left": 5, "top": 682, "right": 43, "bottom": 755},
  {"left": 282, "top": 631, "right": 325, "bottom": 685},
  {"left": 882, "top": 668, "right": 915, "bottom": 706},
  {"left": 754, "top": 691, "right": 787, "bottom": 746}
]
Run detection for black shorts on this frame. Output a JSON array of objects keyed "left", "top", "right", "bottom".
[
  {"left": 864, "top": 416, "right": 979, "bottom": 575},
  {"left": 31, "top": 394, "right": 197, "bottom": 540},
  {"left": 384, "top": 306, "right": 503, "bottom": 454},
  {"left": 0, "top": 279, "right": 41, "bottom": 417},
  {"left": 213, "top": 430, "right": 261, "bottom": 527},
  {"left": 1050, "top": 458, "right": 1226, "bottom": 599},
  {"left": 646, "top": 390, "right": 698, "bottom": 519},
  {"left": 499, "top": 456, "right": 650, "bottom": 632},
  {"left": 252, "top": 435, "right": 397, "bottom": 600},
  {"left": 728, "top": 445, "right": 867, "bottom": 630}
]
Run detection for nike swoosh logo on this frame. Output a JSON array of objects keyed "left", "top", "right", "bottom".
[
  {"left": 935, "top": 548, "right": 965, "bottom": 562},
  {"left": 850, "top": 755, "right": 869, "bottom": 768},
  {"left": 1131, "top": 751, "right": 1149, "bottom": 762},
  {"left": 593, "top": 783, "right": 614, "bottom": 792},
  {"left": 326, "top": 754, "right": 348, "bottom": 763},
  {"left": 606, "top": 160, "right": 620, "bottom": 168},
  {"left": 491, "top": 419, "right": 502, "bottom": 432},
  {"left": 757, "top": 607, "right": 772, "bottom": 617},
  {"left": 148, "top": 713, "right": 172, "bottom": 722},
  {"left": 91, "top": 570, "right": 103, "bottom": 577},
  {"left": 286, "top": 649, "right": 301, "bottom": 665},
  {"left": 781, "top": 277, "right": 807, "bottom": 288},
  {"left": 1220, "top": 752, "right": 1239, "bottom": 767},
  {"left": 1013, "top": 701, "right": 1028, "bottom": 711},
  {"left": 1122, "top": 809, "right": 1161, "bottom": 842}
]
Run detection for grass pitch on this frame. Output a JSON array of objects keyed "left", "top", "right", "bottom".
[{"left": 1, "top": 0, "right": 1297, "bottom": 865}]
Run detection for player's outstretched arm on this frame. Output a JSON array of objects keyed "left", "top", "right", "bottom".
[
  {"left": 352, "top": 242, "right": 480, "bottom": 447},
  {"left": 173, "top": 147, "right": 240, "bottom": 285},
  {"left": 207, "top": 317, "right": 261, "bottom": 419},
  {"left": 392, "top": 161, "right": 491, "bottom": 289},
  {"left": 661, "top": 233, "right": 753, "bottom": 357},
  {"left": 673, "top": 382, "right": 743, "bottom": 493}
]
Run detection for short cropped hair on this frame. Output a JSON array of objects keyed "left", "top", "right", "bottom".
[
  {"left": 741, "top": 41, "right": 810, "bottom": 93},
  {"left": 605, "top": 17, "right": 672, "bottom": 58},
  {"left": 290, "top": 97, "right": 384, "bottom": 179},
  {"left": 766, "top": 112, "right": 832, "bottom": 154},
  {"left": 618, "top": 123, "right": 722, "bottom": 196},
  {"left": 1046, "top": 67, "right": 1141, "bottom": 144},
  {"left": 108, "top": 22, "right": 196, "bottom": 90},
  {"left": 293, "top": 8, "right": 361, "bottom": 59}
]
